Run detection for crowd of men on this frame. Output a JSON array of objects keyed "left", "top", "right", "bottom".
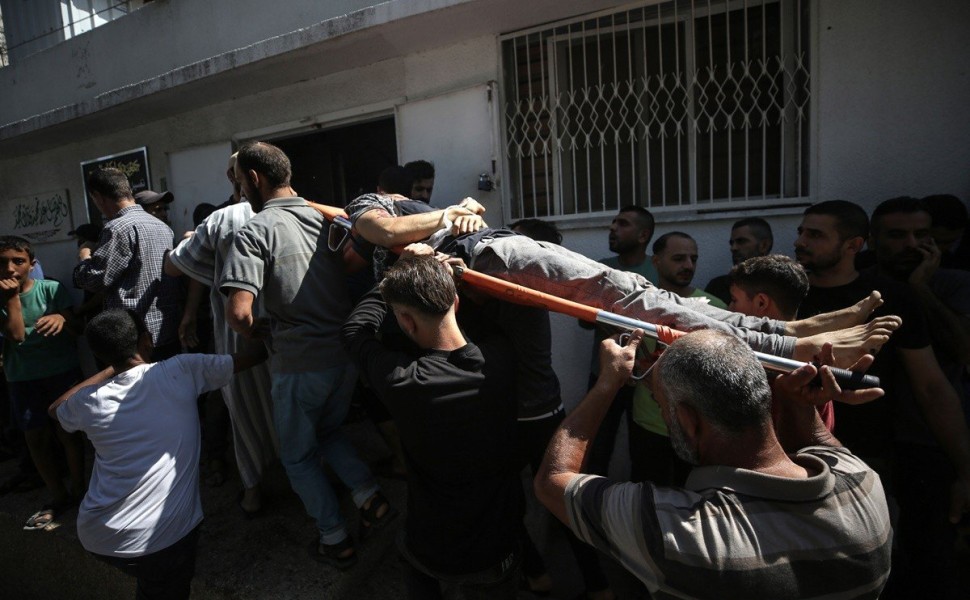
[{"left": 1, "top": 138, "right": 968, "bottom": 599}]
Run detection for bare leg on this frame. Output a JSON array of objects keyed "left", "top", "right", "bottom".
[
  {"left": 792, "top": 315, "right": 901, "bottom": 367},
  {"left": 786, "top": 292, "right": 884, "bottom": 337}
]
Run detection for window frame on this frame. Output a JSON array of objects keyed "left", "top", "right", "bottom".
[{"left": 497, "top": 0, "right": 817, "bottom": 225}]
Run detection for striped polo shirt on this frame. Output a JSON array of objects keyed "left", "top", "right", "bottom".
[{"left": 565, "top": 446, "right": 891, "bottom": 599}]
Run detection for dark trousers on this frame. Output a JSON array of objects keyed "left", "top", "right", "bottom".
[
  {"left": 516, "top": 410, "right": 610, "bottom": 593},
  {"left": 93, "top": 524, "right": 201, "bottom": 600},
  {"left": 399, "top": 533, "right": 521, "bottom": 600},
  {"left": 891, "top": 443, "right": 960, "bottom": 600},
  {"left": 585, "top": 374, "right": 635, "bottom": 477}
]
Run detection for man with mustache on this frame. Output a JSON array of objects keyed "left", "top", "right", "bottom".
[
  {"left": 796, "top": 199, "right": 970, "bottom": 599},
  {"left": 535, "top": 328, "right": 892, "bottom": 598},
  {"left": 704, "top": 217, "right": 774, "bottom": 304},
  {"left": 651, "top": 232, "right": 722, "bottom": 305}
]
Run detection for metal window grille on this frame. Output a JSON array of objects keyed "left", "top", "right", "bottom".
[{"left": 500, "top": 0, "right": 811, "bottom": 220}]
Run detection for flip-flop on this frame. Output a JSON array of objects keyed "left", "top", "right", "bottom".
[
  {"left": 24, "top": 506, "right": 57, "bottom": 531},
  {"left": 23, "top": 497, "right": 77, "bottom": 531}
]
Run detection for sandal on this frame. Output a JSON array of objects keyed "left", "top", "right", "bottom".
[
  {"left": 307, "top": 537, "right": 357, "bottom": 570},
  {"left": 23, "top": 497, "right": 77, "bottom": 531},
  {"left": 358, "top": 491, "right": 398, "bottom": 540}
]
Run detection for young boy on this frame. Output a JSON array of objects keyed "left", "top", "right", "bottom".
[
  {"left": 49, "top": 309, "right": 267, "bottom": 599},
  {"left": 728, "top": 254, "right": 835, "bottom": 431},
  {"left": 0, "top": 235, "right": 85, "bottom": 529}
]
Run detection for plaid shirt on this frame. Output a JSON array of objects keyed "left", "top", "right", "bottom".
[{"left": 73, "top": 204, "right": 179, "bottom": 346}]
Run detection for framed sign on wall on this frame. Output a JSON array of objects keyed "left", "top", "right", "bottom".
[{"left": 80, "top": 147, "right": 151, "bottom": 225}]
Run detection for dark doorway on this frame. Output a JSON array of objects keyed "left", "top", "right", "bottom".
[{"left": 271, "top": 117, "right": 397, "bottom": 207}]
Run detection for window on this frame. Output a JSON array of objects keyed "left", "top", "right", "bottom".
[
  {"left": 0, "top": 1, "right": 151, "bottom": 64},
  {"left": 500, "top": 0, "right": 811, "bottom": 220}
]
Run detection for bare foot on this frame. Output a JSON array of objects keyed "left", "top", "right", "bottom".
[
  {"left": 786, "top": 291, "right": 885, "bottom": 337},
  {"left": 792, "top": 315, "right": 901, "bottom": 367}
]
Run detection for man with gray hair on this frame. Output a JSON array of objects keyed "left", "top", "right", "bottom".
[{"left": 535, "top": 329, "right": 892, "bottom": 599}]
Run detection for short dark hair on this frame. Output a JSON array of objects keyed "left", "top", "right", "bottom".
[
  {"left": 657, "top": 330, "right": 772, "bottom": 433},
  {"left": 193, "top": 203, "right": 218, "bottom": 227},
  {"left": 619, "top": 205, "right": 655, "bottom": 234},
  {"left": 732, "top": 217, "right": 773, "bottom": 244},
  {"left": 404, "top": 160, "right": 435, "bottom": 181},
  {"left": 871, "top": 196, "right": 929, "bottom": 234},
  {"left": 804, "top": 200, "right": 869, "bottom": 241},
  {"left": 0, "top": 235, "right": 34, "bottom": 260},
  {"left": 236, "top": 142, "right": 292, "bottom": 189},
  {"left": 652, "top": 231, "right": 693, "bottom": 255},
  {"left": 86, "top": 168, "right": 133, "bottom": 201},
  {"left": 730, "top": 255, "right": 809, "bottom": 318},
  {"left": 85, "top": 309, "right": 145, "bottom": 365},
  {"left": 378, "top": 165, "right": 414, "bottom": 196},
  {"left": 509, "top": 218, "right": 562, "bottom": 244},
  {"left": 379, "top": 256, "right": 455, "bottom": 316},
  {"left": 921, "top": 194, "right": 967, "bottom": 230}
]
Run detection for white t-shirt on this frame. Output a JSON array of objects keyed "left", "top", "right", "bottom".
[{"left": 57, "top": 354, "right": 233, "bottom": 557}]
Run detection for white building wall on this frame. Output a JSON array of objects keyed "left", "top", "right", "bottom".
[
  {"left": 0, "top": 0, "right": 968, "bottom": 408},
  {"left": 0, "top": 0, "right": 382, "bottom": 125}
]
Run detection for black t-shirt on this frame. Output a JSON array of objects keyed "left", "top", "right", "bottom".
[
  {"left": 798, "top": 269, "right": 930, "bottom": 458},
  {"left": 342, "top": 290, "right": 522, "bottom": 574}
]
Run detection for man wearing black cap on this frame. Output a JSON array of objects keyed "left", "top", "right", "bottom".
[{"left": 135, "top": 190, "right": 175, "bottom": 226}]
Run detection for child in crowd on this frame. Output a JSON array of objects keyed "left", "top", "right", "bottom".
[
  {"left": 50, "top": 309, "right": 267, "bottom": 600},
  {"left": 0, "top": 235, "right": 85, "bottom": 529}
]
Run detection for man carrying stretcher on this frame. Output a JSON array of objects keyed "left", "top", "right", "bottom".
[{"left": 342, "top": 193, "right": 900, "bottom": 366}]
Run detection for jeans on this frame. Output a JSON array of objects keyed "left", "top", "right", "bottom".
[
  {"left": 471, "top": 236, "right": 794, "bottom": 358},
  {"left": 272, "top": 365, "right": 379, "bottom": 545}
]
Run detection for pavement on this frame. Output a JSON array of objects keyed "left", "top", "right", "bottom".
[{"left": 0, "top": 416, "right": 645, "bottom": 600}]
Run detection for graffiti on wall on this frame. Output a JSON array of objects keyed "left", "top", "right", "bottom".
[{"left": 0, "top": 190, "right": 75, "bottom": 243}]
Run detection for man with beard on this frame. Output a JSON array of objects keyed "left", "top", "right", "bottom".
[
  {"left": 651, "top": 232, "right": 723, "bottom": 305},
  {"left": 220, "top": 142, "right": 395, "bottom": 569},
  {"left": 582, "top": 205, "right": 657, "bottom": 484},
  {"left": 704, "top": 217, "right": 774, "bottom": 304},
  {"left": 867, "top": 196, "right": 970, "bottom": 599},
  {"left": 625, "top": 232, "right": 727, "bottom": 486},
  {"left": 535, "top": 328, "right": 892, "bottom": 599},
  {"left": 795, "top": 199, "right": 970, "bottom": 599}
]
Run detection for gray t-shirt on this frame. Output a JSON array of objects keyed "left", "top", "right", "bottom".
[{"left": 220, "top": 197, "right": 351, "bottom": 374}]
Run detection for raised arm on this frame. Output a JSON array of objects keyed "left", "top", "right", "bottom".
[
  {"left": 771, "top": 343, "right": 883, "bottom": 452},
  {"left": 535, "top": 330, "right": 642, "bottom": 524},
  {"left": 354, "top": 204, "right": 484, "bottom": 247},
  {"left": 49, "top": 366, "right": 115, "bottom": 419},
  {"left": 0, "top": 278, "right": 25, "bottom": 342}
]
